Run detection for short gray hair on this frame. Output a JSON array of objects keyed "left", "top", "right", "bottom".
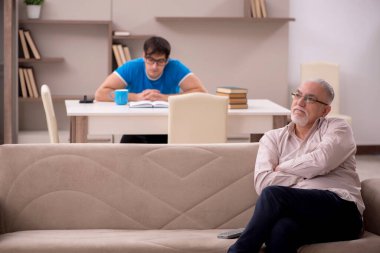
[{"left": 306, "top": 78, "right": 335, "bottom": 104}]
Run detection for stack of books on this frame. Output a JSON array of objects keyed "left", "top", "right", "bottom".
[
  {"left": 112, "top": 44, "right": 132, "bottom": 67},
  {"left": 18, "top": 29, "right": 41, "bottom": 60},
  {"left": 216, "top": 86, "right": 248, "bottom": 109},
  {"left": 250, "top": 0, "right": 268, "bottom": 18},
  {"left": 18, "top": 67, "right": 39, "bottom": 98}
]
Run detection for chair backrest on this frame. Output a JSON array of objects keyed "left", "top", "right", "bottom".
[
  {"left": 41, "top": 84, "right": 59, "bottom": 143},
  {"left": 168, "top": 93, "right": 228, "bottom": 144},
  {"left": 300, "top": 62, "right": 340, "bottom": 115}
]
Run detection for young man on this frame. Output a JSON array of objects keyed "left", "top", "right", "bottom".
[
  {"left": 95, "top": 36, "right": 206, "bottom": 143},
  {"left": 227, "top": 79, "right": 364, "bottom": 253}
]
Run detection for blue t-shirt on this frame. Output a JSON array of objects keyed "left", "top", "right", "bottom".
[{"left": 114, "top": 58, "right": 191, "bottom": 94}]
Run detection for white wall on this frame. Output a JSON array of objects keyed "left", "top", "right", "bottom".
[{"left": 289, "top": 0, "right": 380, "bottom": 145}]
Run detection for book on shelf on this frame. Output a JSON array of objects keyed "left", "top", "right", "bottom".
[
  {"left": 24, "top": 30, "right": 41, "bottom": 59},
  {"left": 18, "top": 29, "right": 30, "bottom": 59},
  {"left": 26, "top": 68, "right": 39, "bottom": 98},
  {"left": 117, "top": 44, "right": 127, "bottom": 64},
  {"left": 216, "top": 92, "right": 247, "bottom": 98},
  {"left": 18, "top": 68, "right": 28, "bottom": 98},
  {"left": 250, "top": 0, "right": 257, "bottom": 18},
  {"left": 259, "top": 0, "right": 267, "bottom": 18},
  {"left": 112, "top": 44, "right": 123, "bottom": 67},
  {"left": 22, "top": 68, "right": 34, "bottom": 98},
  {"left": 113, "top": 31, "right": 131, "bottom": 36},
  {"left": 123, "top": 46, "right": 132, "bottom": 61},
  {"left": 129, "top": 100, "right": 168, "bottom": 108},
  {"left": 216, "top": 86, "right": 248, "bottom": 94},
  {"left": 254, "top": 0, "right": 262, "bottom": 18},
  {"left": 228, "top": 104, "right": 249, "bottom": 109}
]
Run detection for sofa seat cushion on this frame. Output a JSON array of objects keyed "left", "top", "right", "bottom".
[
  {"left": 0, "top": 229, "right": 249, "bottom": 253},
  {"left": 298, "top": 231, "right": 380, "bottom": 253}
]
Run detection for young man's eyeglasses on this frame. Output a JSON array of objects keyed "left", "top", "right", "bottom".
[
  {"left": 145, "top": 56, "right": 167, "bottom": 66},
  {"left": 291, "top": 92, "right": 329, "bottom": 106}
]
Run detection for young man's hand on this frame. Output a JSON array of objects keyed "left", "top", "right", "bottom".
[{"left": 140, "top": 89, "right": 169, "bottom": 101}]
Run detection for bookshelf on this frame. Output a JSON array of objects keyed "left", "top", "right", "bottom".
[
  {"left": 111, "top": 33, "right": 153, "bottom": 70},
  {"left": 19, "top": 57, "right": 64, "bottom": 63},
  {"left": 19, "top": 95, "right": 82, "bottom": 102},
  {"left": 112, "top": 34, "right": 153, "bottom": 40},
  {"left": 16, "top": 19, "right": 112, "bottom": 141},
  {"left": 155, "top": 17, "right": 295, "bottom": 22}
]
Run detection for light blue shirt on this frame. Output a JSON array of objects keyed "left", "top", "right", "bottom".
[{"left": 114, "top": 58, "right": 192, "bottom": 94}]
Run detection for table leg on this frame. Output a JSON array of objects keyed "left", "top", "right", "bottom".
[
  {"left": 250, "top": 115, "right": 289, "bottom": 142},
  {"left": 273, "top": 115, "right": 289, "bottom": 129},
  {"left": 70, "top": 116, "right": 88, "bottom": 143}
]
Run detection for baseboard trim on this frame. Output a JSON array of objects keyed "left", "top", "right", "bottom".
[{"left": 356, "top": 145, "right": 380, "bottom": 155}]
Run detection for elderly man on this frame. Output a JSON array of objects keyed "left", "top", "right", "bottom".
[{"left": 228, "top": 79, "right": 364, "bottom": 253}]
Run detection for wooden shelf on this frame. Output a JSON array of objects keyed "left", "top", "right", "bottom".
[
  {"left": 112, "top": 34, "right": 153, "bottom": 40},
  {"left": 19, "top": 19, "right": 112, "bottom": 25},
  {"left": 155, "top": 17, "right": 295, "bottom": 22},
  {"left": 19, "top": 95, "right": 83, "bottom": 102},
  {"left": 18, "top": 57, "right": 64, "bottom": 63}
]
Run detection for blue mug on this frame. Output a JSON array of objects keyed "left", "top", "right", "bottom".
[{"left": 113, "top": 89, "right": 128, "bottom": 105}]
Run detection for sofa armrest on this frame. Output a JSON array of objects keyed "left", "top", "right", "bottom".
[{"left": 361, "top": 178, "right": 380, "bottom": 235}]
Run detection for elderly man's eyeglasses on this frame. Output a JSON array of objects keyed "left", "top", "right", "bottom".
[
  {"left": 145, "top": 56, "right": 167, "bottom": 66},
  {"left": 291, "top": 92, "right": 329, "bottom": 106}
]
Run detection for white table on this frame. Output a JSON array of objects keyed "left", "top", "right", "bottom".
[{"left": 65, "top": 99, "right": 290, "bottom": 143}]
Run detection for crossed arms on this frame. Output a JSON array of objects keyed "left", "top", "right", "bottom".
[{"left": 254, "top": 119, "right": 357, "bottom": 195}]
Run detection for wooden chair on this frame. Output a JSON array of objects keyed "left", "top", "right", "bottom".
[
  {"left": 41, "top": 84, "right": 59, "bottom": 143},
  {"left": 168, "top": 93, "right": 228, "bottom": 144},
  {"left": 300, "top": 62, "right": 352, "bottom": 124}
]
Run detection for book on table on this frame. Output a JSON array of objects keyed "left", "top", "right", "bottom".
[
  {"left": 216, "top": 86, "right": 248, "bottom": 94},
  {"left": 228, "top": 104, "right": 249, "bottom": 109},
  {"left": 229, "top": 98, "right": 248, "bottom": 104},
  {"left": 216, "top": 92, "right": 247, "bottom": 98},
  {"left": 129, "top": 100, "right": 168, "bottom": 108}
]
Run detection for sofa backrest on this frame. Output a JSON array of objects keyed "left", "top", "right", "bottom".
[{"left": 0, "top": 143, "right": 259, "bottom": 233}]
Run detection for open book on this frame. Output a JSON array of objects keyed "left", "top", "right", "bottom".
[{"left": 129, "top": 100, "right": 168, "bottom": 108}]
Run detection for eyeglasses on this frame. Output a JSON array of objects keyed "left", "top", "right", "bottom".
[
  {"left": 291, "top": 92, "right": 329, "bottom": 106},
  {"left": 145, "top": 56, "right": 167, "bottom": 66}
]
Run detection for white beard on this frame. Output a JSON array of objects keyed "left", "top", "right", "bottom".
[{"left": 291, "top": 110, "right": 308, "bottom": 127}]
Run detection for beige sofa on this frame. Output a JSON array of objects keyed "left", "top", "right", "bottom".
[{"left": 0, "top": 143, "right": 379, "bottom": 253}]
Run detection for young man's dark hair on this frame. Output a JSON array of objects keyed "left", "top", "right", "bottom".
[{"left": 143, "top": 36, "right": 171, "bottom": 59}]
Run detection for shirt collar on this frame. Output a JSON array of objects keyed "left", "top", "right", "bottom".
[{"left": 287, "top": 117, "right": 326, "bottom": 135}]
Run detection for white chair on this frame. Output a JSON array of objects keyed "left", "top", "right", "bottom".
[
  {"left": 41, "top": 84, "right": 60, "bottom": 143},
  {"left": 41, "top": 84, "right": 114, "bottom": 143},
  {"left": 168, "top": 93, "right": 228, "bottom": 144},
  {"left": 300, "top": 62, "right": 352, "bottom": 124}
]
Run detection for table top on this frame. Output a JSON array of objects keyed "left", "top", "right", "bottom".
[{"left": 65, "top": 99, "right": 290, "bottom": 117}]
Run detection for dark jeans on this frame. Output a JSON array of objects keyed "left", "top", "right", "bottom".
[
  {"left": 120, "top": 134, "right": 168, "bottom": 144},
  {"left": 228, "top": 186, "right": 363, "bottom": 253}
]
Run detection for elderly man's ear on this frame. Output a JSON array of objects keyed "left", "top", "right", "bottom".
[{"left": 322, "top": 105, "right": 332, "bottom": 117}]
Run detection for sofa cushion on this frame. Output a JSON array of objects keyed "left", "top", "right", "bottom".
[
  {"left": 298, "top": 231, "right": 380, "bottom": 253},
  {"left": 0, "top": 229, "right": 265, "bottom": 253}
]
